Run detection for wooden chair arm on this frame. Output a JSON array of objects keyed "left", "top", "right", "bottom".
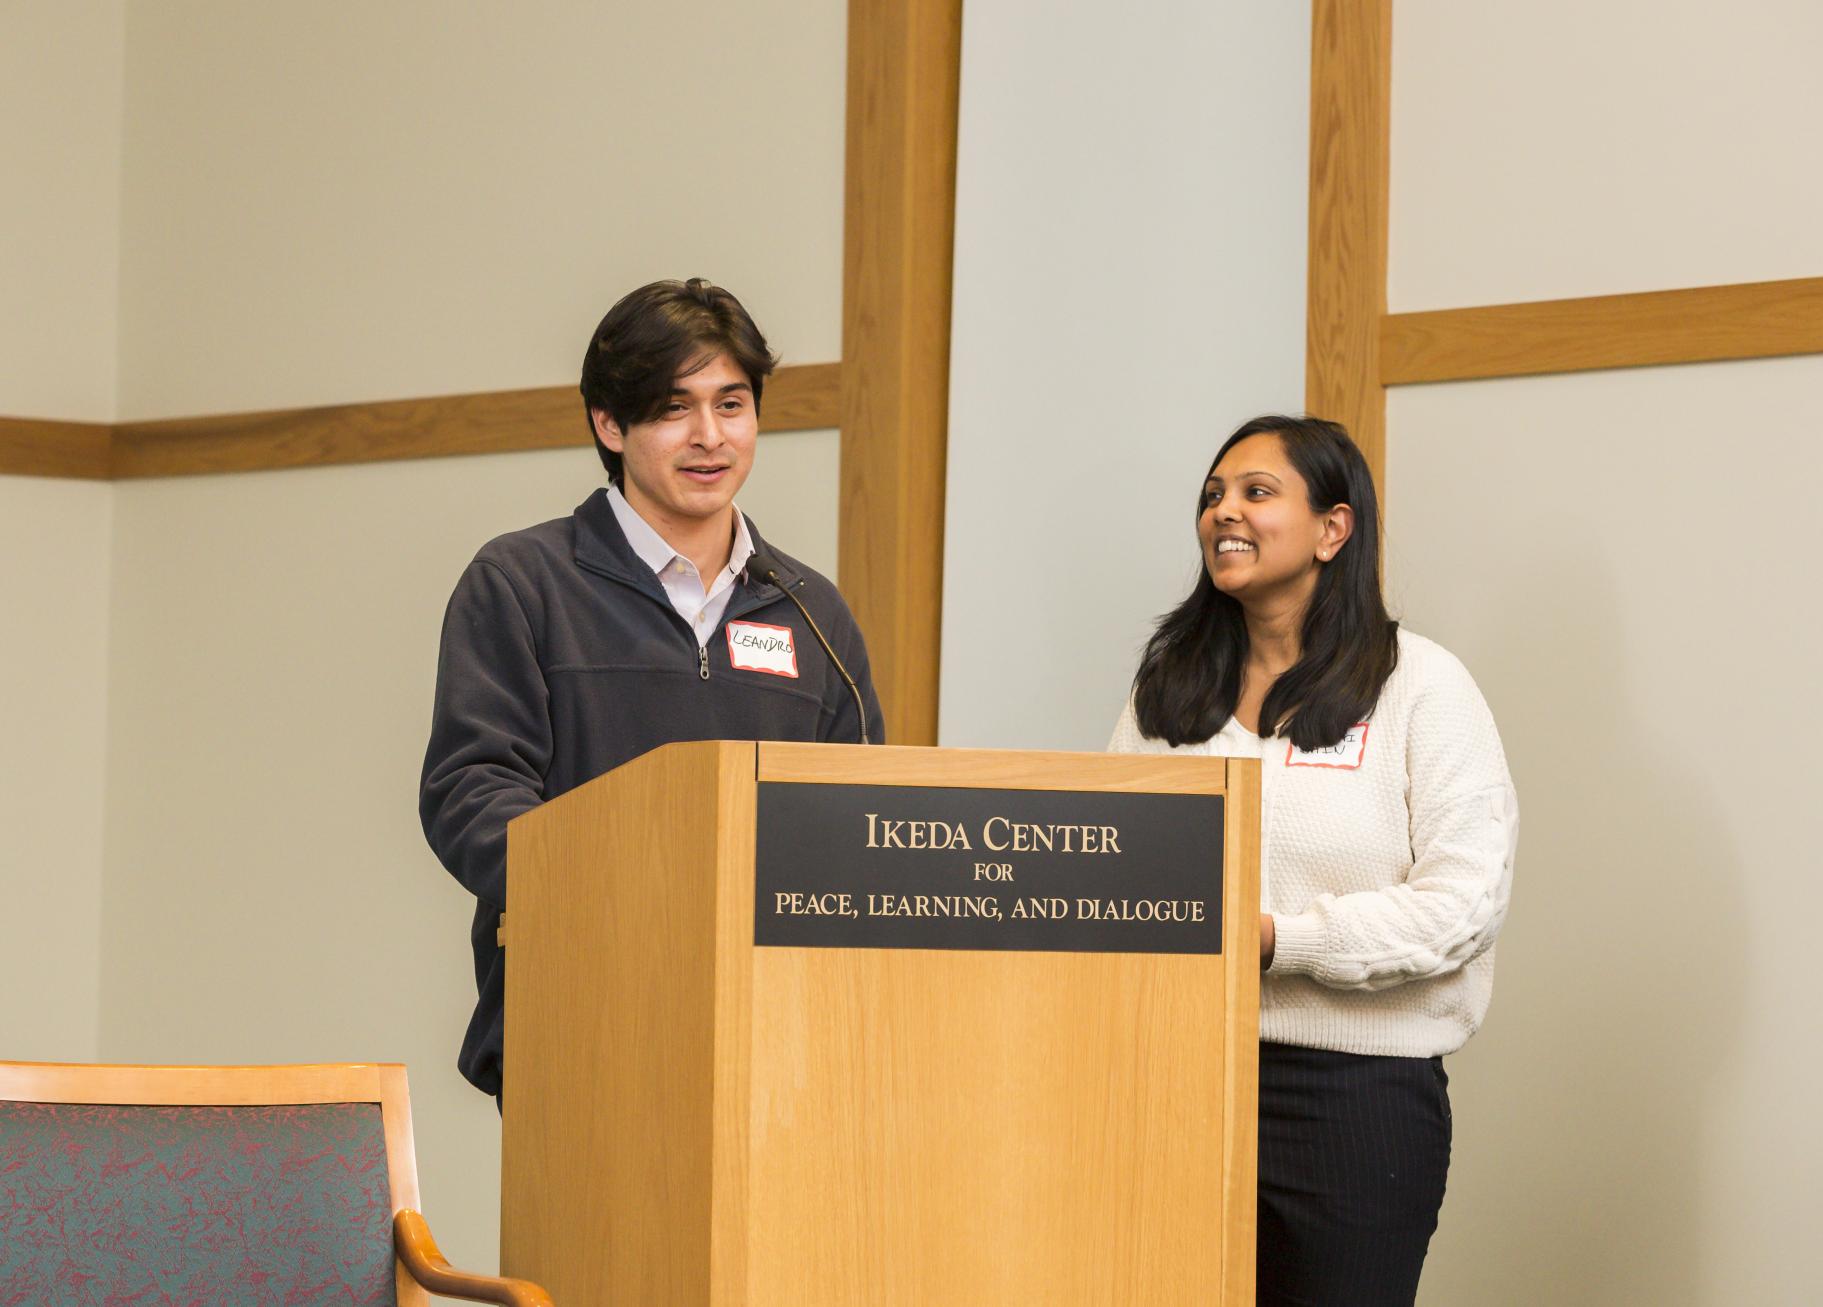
[{"left": 394, "top": 1210, "right": 554, "bottom": 1306}]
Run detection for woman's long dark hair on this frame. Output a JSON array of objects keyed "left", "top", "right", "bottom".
[{"left": 1131, "top": 415, "right": 1398, "bottom": 750}]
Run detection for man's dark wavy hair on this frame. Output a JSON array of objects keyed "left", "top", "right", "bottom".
[
  {"left": 579, "top": 277, "right": 778, "bottom": 485},
  {"left": 1131, "top": 415, "right": 1399, "bottom": 751}
]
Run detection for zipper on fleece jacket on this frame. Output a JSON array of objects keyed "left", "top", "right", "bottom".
[
  {"left": 575, "top": 552, "right": 805, "bottom": 684},
  {"left": 575, "top": 553, "right": 719, "bottom": 682},
  {"left": 695, "top": 574, "right": 811, "bottom": 682}
]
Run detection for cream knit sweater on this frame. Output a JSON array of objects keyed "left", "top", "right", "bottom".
[{"left": 1108, "top": 629, "right": 1518, "bottom": 1058}]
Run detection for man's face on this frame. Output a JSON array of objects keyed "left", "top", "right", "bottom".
[{"left": 593, "top": 351, "right": 758, "bottom": 535}]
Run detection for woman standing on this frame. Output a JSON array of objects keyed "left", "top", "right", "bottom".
[{"left": 1108, "top": 416, "right": 1518, "bottom": 1307}]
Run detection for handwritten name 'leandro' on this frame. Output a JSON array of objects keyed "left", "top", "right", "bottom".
[{"left": 863, "top": 813, "right": 1122, "bottom": 855}]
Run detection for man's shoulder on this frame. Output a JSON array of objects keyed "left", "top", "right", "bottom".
[
  {"left": 771, "top": 543, "right": 842, "bottom": 603},
  {"left": 747, "top": 528, "right": 852, "bottom": 617},
  {"left": 742, "top": 519, "right": 872, "bottom": 666},
  {"left": 469, "top": 512, "right": 576, "bottom": 577},
  {"left": 448, "top": 511, "right": 589, "bottom": 623}
]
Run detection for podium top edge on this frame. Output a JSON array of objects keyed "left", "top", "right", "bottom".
[{"left": 755, "top": 741, "right": 1238, "bottom": 795}]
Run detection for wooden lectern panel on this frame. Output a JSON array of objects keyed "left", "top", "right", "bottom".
[
  {"left": 745, "top": 948, "right": 1225, "bottom": 1303},
  {"left": 502, "top": 741, "right": 1258, "bottom": 1307},
  {"left": 1220, "top": 755, "right": 1261, "bottom": 1307},
  {"left": 742, "top": 743, "right": 1254, "bottom": 1306},
  {"left": 502, "top": 741, "right": 753, "bottom": 1305}
]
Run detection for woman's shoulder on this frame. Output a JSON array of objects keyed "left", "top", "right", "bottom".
[
  {"left": 1380, "top": 627, "right": 1499, "bottom": 724},
  {"left": 1381, "top": 628, "right": 1513, "bottom": 795},
  {"left": 1391, "top": 626, "right": 1478, "bottom": 686},
  {"left": 1378, "top": 627, "right": 1494, "bottom": 707}
]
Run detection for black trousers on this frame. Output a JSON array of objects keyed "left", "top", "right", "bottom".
[{"left": 1256, "top": 1042, "right": 1453, "bottom": 1307}]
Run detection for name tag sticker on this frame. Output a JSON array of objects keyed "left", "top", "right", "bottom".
[
  {"left": 727, "top": 620, "right": 799, "bottom": 678},
  {"left": 1286, "top": 723, "right": 1370, "bottom": 770}
]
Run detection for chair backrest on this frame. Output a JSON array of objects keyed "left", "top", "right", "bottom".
[{"left": 0, "top": 1062, "right": 427, "bottom": 1307}]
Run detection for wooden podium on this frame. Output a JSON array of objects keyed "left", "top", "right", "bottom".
[{"left": 500, "top": 741, "right": 1259, "bottom": 1306}]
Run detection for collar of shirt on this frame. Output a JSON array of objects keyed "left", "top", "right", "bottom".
[
  {"left": 605, "top": 485, "right": 755, "bottom": 642},
  {"left": 606, "top": 485, "right": 753, "bottom": 582}
]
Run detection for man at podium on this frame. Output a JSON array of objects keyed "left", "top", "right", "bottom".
[{"left": 419, "top": 277, "right": 884, "bottom": 1104}]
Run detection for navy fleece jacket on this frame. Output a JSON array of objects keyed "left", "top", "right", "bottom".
[{"left": 420, "top": 489, "right": 883, "bottom": 1096}]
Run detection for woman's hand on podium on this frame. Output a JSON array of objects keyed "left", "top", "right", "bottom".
[{"left": 1261, "top": 913, "right": 1276, "bottom": 969}]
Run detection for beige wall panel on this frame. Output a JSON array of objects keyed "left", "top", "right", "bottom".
[
  {"left": 744, "top": 428, "right": 840, "bottom": 576},
  {"left": 116, "top": 0, "right": 845, "bottom": 419},
  {"left": 0, "top": 477, "right": 112, "bottom": 1061},
  {"left": 0, "top": 1, "right": 124, "bottom": 421},
  {"left": 1390, "top": 0, "right": 1823, "bottom": 311},
  {"left": 96, "top": 431, "right": 835, "bottom": 1269},
  {"left": 1386, "top": 357, "right": 1823, "bottom": 1306}
]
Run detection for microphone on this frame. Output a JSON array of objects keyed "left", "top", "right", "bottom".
[{"left": 746, "top": 547, "right": 871, "bottom": 745}]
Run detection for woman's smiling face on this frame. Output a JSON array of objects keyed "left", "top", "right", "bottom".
[{"left": 1198, "top": 432, "right": 1348, "bottom": 607}]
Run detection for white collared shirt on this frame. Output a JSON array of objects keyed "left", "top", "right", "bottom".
[{"left": 606, "top": 485, "right": 755, "bottom": 648}]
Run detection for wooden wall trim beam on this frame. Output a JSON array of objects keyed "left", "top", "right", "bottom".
[
  {"left": 0, "top": 418, "right": 113, "bottom": 480},
  {"left": 838, "top": 0, "right": 963, "bottom": 748},
  {"left": 112, "top": 386, "right": 594, "bottom": 480},
  {"left": 0, "top": 362, "right": 840, "bottom": 481},
  {"left": 1305, "top": 0, "right": 1392, "bottom": 488},
  {"left": 750, "top": 360, "right": 842, "bottom": 432},
  {"left": 1381, "top": 277, "right": 1823, "bottom": 385}
]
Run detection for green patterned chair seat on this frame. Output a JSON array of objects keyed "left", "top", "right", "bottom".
[{"left": 0, "top": 1100, "right": 396, "bottom": 1306}]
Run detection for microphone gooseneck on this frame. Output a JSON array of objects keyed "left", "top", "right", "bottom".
[{"left": 749, "top": 550, "right": 871, "bottom": 746}]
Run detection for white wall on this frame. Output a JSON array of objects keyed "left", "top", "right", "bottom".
[
  {"left": 1388, "top": 362, "right": 1823, "bottom": 1305},
  {"left": 0, "top": 478, "right": 113, "bottom": 1063},
  {"left": 0, "top": 3, "right": 124, "bottom": 1063},
  {"left": 940, "top": 0, "right": 1309, "bottom": 750},
  {"left": 115, "top": 0, "right": 845, "bottom": 418},
  {"left": 1390, "top": 0, "right": 1823, "bottom": 309},
  {"left": 1391, "top": 4, "right": 1823, "bottom": 1302},
  {"left": 0, "top": 0, "right": 125, "bottom": 422}
]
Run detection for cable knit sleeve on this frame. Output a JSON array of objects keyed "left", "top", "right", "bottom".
[{"left": 1267, "top": 645, "right": 1518, "bottom": 990}]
